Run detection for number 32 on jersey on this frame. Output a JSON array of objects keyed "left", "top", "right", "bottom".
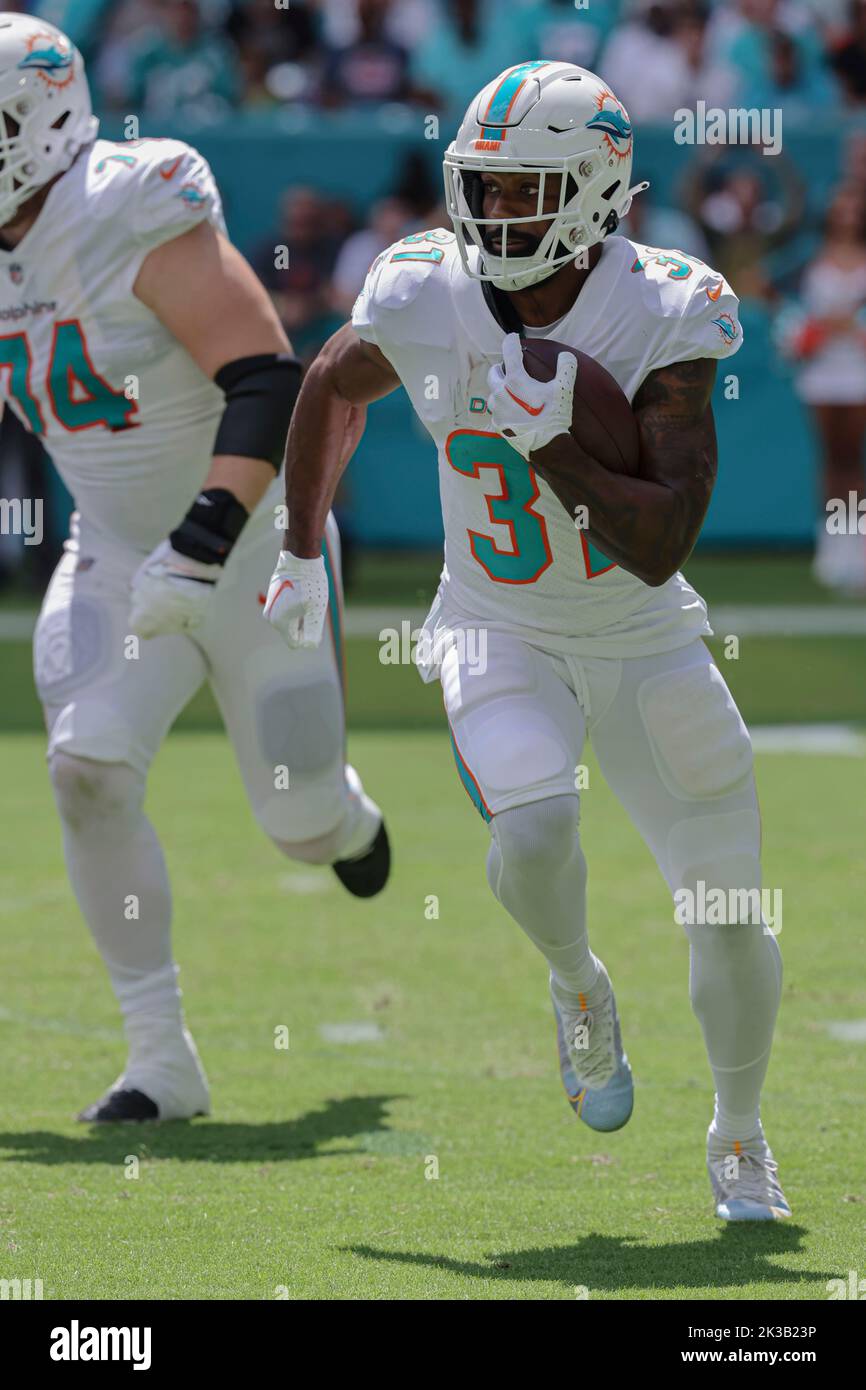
[{"left": 446, "top": 429, "right": 614, "bottom": 583}]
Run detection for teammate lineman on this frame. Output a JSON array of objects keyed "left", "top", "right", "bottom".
[
  {"left": 0, "top": 15, "right": 389, "bottom": 1122},
  {"left": 265, "top": 61, "right": 789, "bottom": 1220}
]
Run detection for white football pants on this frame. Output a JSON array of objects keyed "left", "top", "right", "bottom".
[
  {"left": 440, "top": 628, "right": 782, "bottom": 1142},
  {"left": 35, "top": 504, "right": 379, "bottom": 1085}
]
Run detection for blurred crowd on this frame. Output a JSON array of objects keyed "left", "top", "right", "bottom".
[
  {"left": 8, "top": 0, "right": 860, "bottom": 347},
  {"left": 0, "top": 0, "right": 852, "bottom": 339},
  {"left": 18, "top": 0, "right": 866, "bottom": 122},
  {"left": 4, "top": 0, "right": 866, "bottom": 592}
]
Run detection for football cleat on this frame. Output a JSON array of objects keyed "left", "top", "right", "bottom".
[
  {"left": 551, "top": 972, "right": 634, "bottom": 1132},
  {"left": 707, "top": 1128, "right": 791, "bottom": 1221},
  {"left": 333, "top": 819, "right": 391, "bottom": 899},
  {"left": 77, "top": 1088, "right": 159, "bottom": 1124},
  {"left": 77, "top": 1024, "right": 210, "bottom": 1123}
]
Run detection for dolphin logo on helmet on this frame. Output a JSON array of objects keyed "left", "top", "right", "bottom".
[
  {"left": 586, "top": 107, "right": 632, "bottom": 147},
  {"left": 17, "top": 44, "right": 73, "bottom": 74},
  {"left": 0, "top": 16, "right": 98, "bottom": 226}
]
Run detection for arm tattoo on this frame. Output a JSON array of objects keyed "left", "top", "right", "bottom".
[{"left": 531, "top": 356, "right": 718, "bottom": 587}]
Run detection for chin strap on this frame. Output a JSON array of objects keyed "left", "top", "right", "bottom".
[
  {"left": 620, "top": 179, "right": 650, "bottom": 222},
  {"left": 481, "top": 279, "right": 524, "bottom": 334}
]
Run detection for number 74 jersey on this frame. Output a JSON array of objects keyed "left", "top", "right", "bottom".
[
  {"left": 352, "top": 229, "right": 742, "bottom": 658},
  {"left": 0, "top": 137, "right": 225, "bottom": 551}
]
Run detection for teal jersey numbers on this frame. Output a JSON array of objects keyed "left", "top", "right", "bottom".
[
  {"left": 446, "top": 429, "right": 614, "bottom": 584},
  {"left": 0, "top": 320, "right": 137, "bottom": 435}
]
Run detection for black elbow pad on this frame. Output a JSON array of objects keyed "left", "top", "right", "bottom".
[{"left": 213, "top": 353, "right": 302, "bottom": 469}]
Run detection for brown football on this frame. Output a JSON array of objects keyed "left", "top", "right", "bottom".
[{"left": 520, "top": 338, "right": 640, "bottom": 476}]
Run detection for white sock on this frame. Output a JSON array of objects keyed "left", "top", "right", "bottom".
[
  {"left": 50, "top": 754, "right": 183, "bottom": 1027},
  {"left": 487, "top": 797, "right": 602, "bottom": 994},
  {"left": 688, "top": 920, "right": 782, "bottom": 1142}
]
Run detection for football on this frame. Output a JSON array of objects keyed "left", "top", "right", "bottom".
[{"left": 520, "top": 337, "right": 641, "bottom": 476}]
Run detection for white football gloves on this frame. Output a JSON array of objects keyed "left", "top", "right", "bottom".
[
  {"left": 129, "top": 539, "right": 222, "bottom": 639},
  {"left": 263, "top": 549, "right": 329, "bottom": 649},
  {"left": 486, "top": 332, "right": 577, "bottom": 460}
]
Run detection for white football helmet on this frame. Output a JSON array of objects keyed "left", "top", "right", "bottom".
[
  {"left": 0, "top": 13, "right": 97, "bottom": 227},
  {"left": 444, "top": 60, "right": 648, "bottom": 291}
]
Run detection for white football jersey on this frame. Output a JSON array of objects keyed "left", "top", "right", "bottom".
[
  {"left": 352, "top": 230, "right": 742, "bottom": 657},
  {"left": 0, "top": 137, "right": 228, "bottom": 552}
]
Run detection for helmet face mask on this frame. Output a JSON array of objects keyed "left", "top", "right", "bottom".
[
  {"left": 444, "top": 61, "right": 647, "bottom": 292},
  {"left": 0, "top": 16, "right": 98, "bottom": 227}
]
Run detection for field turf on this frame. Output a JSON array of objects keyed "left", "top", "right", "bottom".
[{"left": 1, "top": 722, "right": 864, "bottom": 1300}]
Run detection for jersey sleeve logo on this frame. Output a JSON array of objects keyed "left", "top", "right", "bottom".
[
  {"left": 178, "top": 182, "right": 207, "bottom": 209},
  {"left": 711, "top": 312, "right": 738, "bottom": 344},
  {"left": 706, "top": 279, "right": 724, "bottom": 302},
  {"left": 159, "top": 156, "right": 184, "bottom": 181}
]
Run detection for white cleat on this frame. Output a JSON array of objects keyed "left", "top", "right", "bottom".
[
  {"left": 78, "top": 1024, "right": 210, "bottom": 1123},
  {"left": 549, "top": 965, "right": 618, "bottom": 1092},
  {"left": 707, "top": 1128, "right": 791, "bottom": 1221}
]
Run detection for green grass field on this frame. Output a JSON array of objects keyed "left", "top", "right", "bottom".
[{"left": 1, "top": 552, "right": 864, "bottom": 1300}]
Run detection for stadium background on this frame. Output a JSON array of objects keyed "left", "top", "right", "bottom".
[{"left": 2, "top": 0, "right": 866, "bottom": 733}]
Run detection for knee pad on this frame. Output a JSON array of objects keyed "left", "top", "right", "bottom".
[
  {"left": 34, "top": 594, "right": 110, "bottom": 704},
  {"left": 493, "top": 795, "right": 582, "bottom": 879},
  {"left": 443, "top": 639, "right": 576, "bottom": 807},
  {"left": 48, "top": 751, "right": 145, "bottom": 834},
  {"left": 257, "top": 678, "right": 343, "bottom": 777},
  {"left": 638, "top": 660, "right": 753, "bottom": 801}
]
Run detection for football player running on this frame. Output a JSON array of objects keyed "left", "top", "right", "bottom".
[
  {"left": 265, "top": 62, "right": 788, "bottom": 1220},
  {"left": 0, "top": 16, "right": 389, "bottom": 1124}
]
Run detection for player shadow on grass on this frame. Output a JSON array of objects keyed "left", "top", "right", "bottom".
[
  {"left": 346, "top": 1225, "right": 830, "bottom": 1295},
  {"left": 0, "top": 1094, "right": 406, "bottom": 1165}
]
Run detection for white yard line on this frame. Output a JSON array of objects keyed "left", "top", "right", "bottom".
[
  {"left": 824, "top": 1020, "right": 866, "bottom": 1042},
  {"left": 345, "top": 605, "right": 866, "bottom": 638},
  {"left": 319, "top": 1022, "right": 385, "bottom": 1043},
  {"left": 2, "top": 604, "right": 866, "bottom": 641},
  {"left": 708, "top": 605, "right": 866, "bottom": 636},
  {"left": 750, "top": 724, "right": 866, "bottom": 755}
]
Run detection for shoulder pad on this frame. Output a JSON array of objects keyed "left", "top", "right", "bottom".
[
  {"left": 628, "top": 243, "right": 743, "bottom": 360},
  {"left": 352, "top": 230, "right": 456, "bottom": 349},
  {"left": 88, "top": 138, "right": 224, "bottom": 245}
]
